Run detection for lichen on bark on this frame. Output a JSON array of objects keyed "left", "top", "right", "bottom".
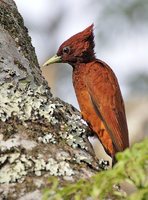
[{"left": 0, "top": 1, "right": 107, "bottom": 199}]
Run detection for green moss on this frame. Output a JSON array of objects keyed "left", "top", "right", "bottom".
[{"left": 43, "top": 138, "right": 148, "bottom": 200}]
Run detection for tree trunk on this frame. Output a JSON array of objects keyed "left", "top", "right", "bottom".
[{"left": 0, "top": 1, "right": 106, "bottom": 199}]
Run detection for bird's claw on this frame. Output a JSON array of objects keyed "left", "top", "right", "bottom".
[{"left": 99, "top": 159, "right": 110, "bottom": 170}]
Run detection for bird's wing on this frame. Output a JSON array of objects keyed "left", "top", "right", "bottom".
[{"left": 86, "top": 60, "right": 129, "bottom": 152}]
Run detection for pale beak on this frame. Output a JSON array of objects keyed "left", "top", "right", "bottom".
[{"left": 42, "top": 55, "right": 62, "bottom": 67}]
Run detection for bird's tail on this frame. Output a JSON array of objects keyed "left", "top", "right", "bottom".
[{"left": 112, "top": 155, "right": 117, "bottom": 167}]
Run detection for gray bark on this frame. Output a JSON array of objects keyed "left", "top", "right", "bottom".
[{"left": 0, "top": 1, "right": 107, "bottom": 199}]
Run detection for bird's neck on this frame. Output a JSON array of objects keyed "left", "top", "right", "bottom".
[
  {"left": 72, "top": 61, "right": 97, "bottom": 87},
  {"left": 72, "top": 63, "right": 85, "bottom": 76},
  {"left": 72, "top": 59, "right": 97, "bottom": 71}
]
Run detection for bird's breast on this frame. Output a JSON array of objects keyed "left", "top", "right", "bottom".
[{"left": 72, "top": 64, "right": 101, "bottom": 132}]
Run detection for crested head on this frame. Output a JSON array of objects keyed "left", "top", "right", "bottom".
[{"left": 57, "top": 24, "right": 95, "bottom": 65}]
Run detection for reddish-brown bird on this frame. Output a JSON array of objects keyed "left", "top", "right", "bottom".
[{"left": 43, "top": 24, "right": 129, "bottom": 166}]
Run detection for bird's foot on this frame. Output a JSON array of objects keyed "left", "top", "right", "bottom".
[{"left": 99, "top": 158, "right": 110, "bottom": 170}]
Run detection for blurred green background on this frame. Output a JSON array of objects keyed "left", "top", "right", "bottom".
[{"left": 14, "top": 0, "right": 148, "bottom": 161}]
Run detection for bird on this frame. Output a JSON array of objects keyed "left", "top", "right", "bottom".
[{"left": 43, "top": 24, "right": 129, "bottom": 166}]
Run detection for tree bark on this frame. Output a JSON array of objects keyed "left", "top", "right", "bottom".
[{"left": 0, "top": 1, "right": 107, "bottom": 199}]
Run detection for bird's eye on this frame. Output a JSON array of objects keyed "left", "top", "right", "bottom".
[{"left": 62, "top": 46, "right": 70, "bottom": 54}]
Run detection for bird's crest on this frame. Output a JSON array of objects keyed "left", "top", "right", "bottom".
[{"left": 80, "top": 24, "right": 94, "bottom": 40}]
